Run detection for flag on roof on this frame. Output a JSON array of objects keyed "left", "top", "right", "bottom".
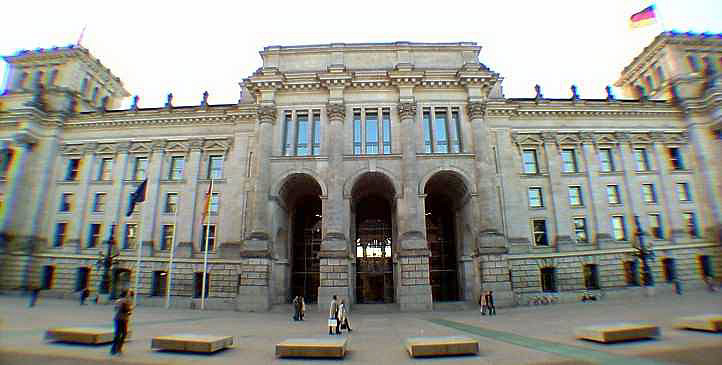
[{"left": 629, "top": 5, "right": 657, "bottom": 29}]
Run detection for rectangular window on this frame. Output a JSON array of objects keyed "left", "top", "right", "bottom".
[
  {"left": 676, "top": 182, "right": 692, "bottom": 201},
  {"left": 532, "top": 219, "right": 548, "bottom": 246},
  {"left": 687, "top": 55, "right": 700, "bottom": 72},
  {"left": 382, "top": 110, "right": 392, "bottom": 154},
  {"left": 365, "top": 111, "right": 379, "bottom": 154},
  {"left": 449, "top": 109, "right": 462, "bottom": 153},
  {"left": 296, "top": 113, "right": 309, "bottom": 156},
  {"left": 75, "top": 267, "right": 90, "bottom": 292},
  {"left": 54, "top": 222, "right": 67, "bottom": 247},
  {"left": 42, "top": 266, "right": 55, "bottom": 290},
  {"left": 0, "top": 149, "right": 13, "bottom": 178},
  {"left": 656, "top": 66, "right": 665, "bottom": 82},
  {"left": 97, "top": 158, "right": 113, "bottom": 180},
  {"left": 283, "top": 112, "right": 293, "bottom": 156},
  {"left": 683, "top": 212, "right": 699, "bottom": 238},
  {"left": 522, "top": 149, "right": 539, "bottom": 174},
  {"left": 132, "top": 157, "right": 147, "bottom": 181},
  {"left": 649, "top": 213, "right": 663, "bottom": 239},
  {"left": 662, "top": 258, "right": 676, "bottom": 283},
  {"left": 165, "top": 193, "right": 178, "bottom": 214},
  {"left": 599, "top": 148, "right": 615, "bottom": 172},
  {"left": 93, "top": 193, "right": 106, "bottom": 212},
  {"left": 528, "top": 187, "right": 544, "bottom": 208},
  {"left": 699, "top": 255, "right": 712, "bottom": 278},
  {"left": 65, "top": 158, "right": 81, "bottom": 181},
  {"left": 88, "top": 223, "right": 101, "bottom": 248},
  {"left": 59, "top": 193, "right": 73, "bottom": 212},
  {"left": 207, "top": 155, "right": 223, "bottom": 179},
  {"left": 642, "top": 184, "right": 657, "bottom": 203},
  {"left": 168, "top": 156, "right": 185, "bottom": 180},
  {"left": 194, "top": 272, "right": 210, "bottom": 298},
  {"left": 201, "top": 224, "right": 216, "bottom": 251},
  {"left": 668, "top": 147, "right": 684, "bottom": 170},
  {"left": 353, "top": 110, "right": 362, "bottom": 155},
  {"left": 634, "top": 148, "right": 650, "bottom": 171},
  {"left": 583, "top": 264, "right": 600, "bottom": 290},
  {"left": 645, "top": 75, "right": 654, "bottom": 92},
  {"left": 561, "top": 149, "right": 578, "bottom": 173},
  {"left": 123, "top": 224, "right": 137, "bottom": 249},
  {"left": 611, "top": 216, "right": 627, "bottom": 241},
  {"left": 152, "top": 271, "right": 167, "bottom": 296},
  {"left": 568, "top": 186, "right": 583, "bottom": 207},
  {"left": 573, "top": 217, "right": 588, "bottom": 243},
  {"left": 624, "top": 261, "right": 640, "bottom": 286},
  {"left": 540, "top": 267, "right": 556, "bottom": 292},
  {"left": 161, "top": 224, "right": 174, "bottom": 251},
  {"left": 210, "top": 193, "right": 220, "bottom": 215},
  {"left": 434, "top": 110, "right": 449, "bottom": 153},
  {"left": 422, "top": 110, "right": 432, "bottom": 153},
  {"left": 607, "top": 185, "right": 621, "bottom": 204},
  {"left": 312, "top": 112, "right": 321, "bottom": 156},
  {"left": 353, "top": 108, "right": 392, "bottom": 155}
]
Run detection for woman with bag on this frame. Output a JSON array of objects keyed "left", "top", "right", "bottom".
[{"left": 338, "top": 299, "right": 352, "bottom": 332}]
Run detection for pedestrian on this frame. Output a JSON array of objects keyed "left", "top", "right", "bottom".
[
  {"left": 674, "top": 279, "right": 683, "bottom": 295},
  {"left": 338, "top": 299, "right": 352, "bottom": 332},
  {"left": 110, "top": 289, "right": 131, "bottom": 356},
  {"left": 300, "top": 296, "right": 305, "bottom": 321},
  {"left": 485, "top": 291, "right": 496, "bottom": 315},
  {"left": 28, "top": 286, "right": 40, "bottom": 307},
  {"left": 479, "top": 291, "right": 487, "bottom": 316},
  {"left": 292, "top": 296, "right": 300, "bottom": 321},
  {"left": 328, "top": 295, "right": 339, "bottom": 335},
  {"left": 80, "top": 287, "right": 89, "bottom": 305}
]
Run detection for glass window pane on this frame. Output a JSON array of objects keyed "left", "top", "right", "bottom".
[
  {"left": 296, "top": 114, "right": 309, "bottom": 156},
  {"left": 522, "top": 150, "right": 538, "bottom": 174},
  {"left": 365, "top": 112, "right": 378, "bottom": 154},
  {"left": 353, "top": 112, "right": 362, "bottom": 155},
  {"left": 422, "top": 111, "right": 432, "bottom": 153},
  {"left": 382, "top": 111, "right": 391, "bottom": 154},
  {"left": 283, "top": 114, "right": 293, "bottom": 156},
  {"left": 312, "top": 113, "right": 321, "bottom": 156},
  {"left": 434, "top": 111, "right": 448, "bottom": 153},
  {"left": 449, "top": 110, "right": 461, "bottom": 153}
]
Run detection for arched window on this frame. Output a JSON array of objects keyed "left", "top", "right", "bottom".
[
  {"left": 49, "top": 69, "right": 59, "bottom": 86},
  {"left": 17, "top": 72, "right": 29, "bottom": 89}
]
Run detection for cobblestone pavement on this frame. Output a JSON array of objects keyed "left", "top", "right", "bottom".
[{"left": 1, "top": 289, "right": 720, "bottom": 364}]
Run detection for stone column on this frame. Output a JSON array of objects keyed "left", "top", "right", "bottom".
[
  {"left": 140, "top": 140, "right": 165, "bottom": 255},
  {"left": 541, "top": 132, "right": 573, "bottom": 249},
  {"left": 397, "top": 101, "right": 432, "bottom": 311},
  {"left": 318, "top": 102, "right": 351, "bottom": 310},
  {"left": 0, "top": 133, "right": 37, "bottom": 242},
  {"left": 685, "top": 122, "right": 721, "bottom": 242},
  {"left": 71, "top": 142, "right": 98, "bottom": 250},
  {"left": 579, "top": 133, "right": 611, "bottom": 247},
  {"left": 175, "top": 138, "right": 202, "bottom": 258}
]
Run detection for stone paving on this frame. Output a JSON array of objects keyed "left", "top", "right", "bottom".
[{"left": 0, "top": 289, "right": 720, "bottom": 364}]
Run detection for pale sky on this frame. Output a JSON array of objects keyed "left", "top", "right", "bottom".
[{"left": 2, "top": 0, "right": 720, "bottom": 108}]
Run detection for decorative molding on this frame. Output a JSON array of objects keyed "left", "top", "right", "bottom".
[
  {"left": 325, "top": 103, "right": 346, "bottom": 122},
  {"left": 95, "top": 143, "right": 116, "bottom": 155},
  {"left": 203, "top": 137, "right": 233, "bottom": 152},
  {"left": 165, "top": 141, "right": 189, "bottom": 153},
  {"left": 467, "top": 102, "right": 485, "bottom": 120},
  {"left": 129, "top": 142, "right": 151, "bottom": 154},
  {"left": 116, "top": 142, "right": 131, "bottom": 153},
  {"left": 189, "top": 138, "right": 204, "bottom": 151},
  {"left": 83, "top": 142, "right": 98, "bottom": 153},
  {"left": 257, "top": 105, "right": 276, "bottom": 125},
  {"left": 13, "top": 132, "right": 38, "bottom": 149},
  {"left": 398, "top": 102, "right": 416, "bottom": 120},
  {"left": 151, "top": 140, "right": 167, "bottom": 152}
]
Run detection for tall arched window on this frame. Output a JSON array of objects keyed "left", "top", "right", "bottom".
[{"left": 49, "top": 69, "right": 59, "bottom": 86}]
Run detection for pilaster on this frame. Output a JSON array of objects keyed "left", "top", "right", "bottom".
[
  {"left": 542, "top": 132, "right": 573, "bottom": 248},
  {"left": 109, "top": 142, "right": 130, "bottom": 224},
  {"left": 0, "top": 133, "right": 37, "bottom": 238},
  {"left": 651, "top": 136, "right": 685, "bottom": 242},
  {"left": 71, "top": 142, "right": 98, "bottom": 248},
  {"left": 580, "top": 133, "right": 611, "bottom": 247},
  {"left": 177, "top": 138, "right": 202, "bottom": 248},
  {"left": 140, "top": 140, "right": 166, "bottom": 253}
]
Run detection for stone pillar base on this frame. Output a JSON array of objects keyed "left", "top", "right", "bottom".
[
  {"left": 236, "top": 256, "right": 271, "bottom": 311},
  {"left": 319, "top": 251, "right": 350, "bottom": 313},
  {"left": 479, "top": 254, "right": 515, "bottom": 307},
  {"left": 398, "top": 250, "right": 432, "bottom": 311}
]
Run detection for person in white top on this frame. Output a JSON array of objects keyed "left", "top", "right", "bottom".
[
  {"left": 338, "top": 299, "right": 352, "bottom": 332},
  {"left": 328, "top": 295, "right": 339, "bottom": 335}
]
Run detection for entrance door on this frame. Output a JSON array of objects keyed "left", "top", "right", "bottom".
[
  {"left": 290, "top": 197, "right": 321, "bottom": 303},
  {"left": 355, "top": 218, "right": 393, "bottom": 303},
  {"left": 111, "top": 268, "right": 130, "bottom": 299}
]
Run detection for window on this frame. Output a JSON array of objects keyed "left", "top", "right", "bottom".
[
  {"left": 81, "top": 78, "right": 89, "bottom": 95},
  {"left": 201, "top": 224, "right": 216, "bottom": 251},
  {"left": 207, "top": 155, "right": 223, "bottom": 179},
  {"left": 296, "top": 112, "right": 310, "bottom": 155},
  {"left": 54, "top": 223, "right": 67, "bottom": 247},
  {"left": 93, "top": 193, "right": 106, "bottom": 212},
  {"left": 655, "top": 66, "right": 665, "bottom": 83},
  {"left": 687, "top": 55, "right": 700, "bottom": 72},
  {"left": 676, "top": 182, "right": 692, "bottom": 201},
  {"left": 96, "top": 158, "right": 113, "bottom": 180},
  {"left": 283, "top": 110, "right": 322, "bottom": 156},
  {"left": 598, "top": 148, "right": 615, "bottom": 172},
  {"left": 568, "top": 186, "right": 583, "bottom": 207},
  {"left": 624, "top": 261, "right": 640, "bottom": 286},
  {"left": 634, "top": 148, "right": 650, "bottom": 171},
  {"left": 540, "top": 267, "right": 556, "bottom": 292},
  {"left": 645, "top": 75, "right": 654, "bottom": 92},
  {"left": 165, "top": 193, "right": 178, "bottom": 214},
  {"left": 561, "top": 149, "right": 578, "bottom": 173},
  {"left": 75, "top": 267, "right": 90, "bottom": 292},
  {"left": 17, "top": 72, "right": 28, "bottom": 89},
  {"left": 699, "top": 255, "right": 712, "bottom": 278},
  {"left": 0, "top": 148, "right": 13, "bottom": 178},
  {"left": 168, "top": 156, "right": 184, "bottom": 180},
  {"left": 193, "top": 272, "right": 210, "bottom": 298},
  {"left": 421, "top": 107, "right": 461, "bottom": 154},
  {"left": 668, "top": 147, "right": 684, "bottom": 170},
  {"left": 91, "top": 87, "right": 99, "bottom": 105},
  {"left": 161, "top": 224, "right": 174, "bottom": 251},
  {"left": 528, "top": 187, "right": 544, "bottom": 208},
  {"left": 649, "top": 214, "right": 663, "bottom": 239},
  {"left": 123, "top": 224, "right": 137, "bottom": 249},
  {"left": 353, "top": 108, "right": 393, "bottom": 155},
  {"left": 59, "top": 193, "right": 73, "bottom": 212},
  {"left": 34, "top": 71, "right": 45, "bottom": 87},
  {"left": 87, "top": 223, "right": 101, "bottom": 248},
  {"left": 606, "top": 185, "right": 621, "bottom": 204},
  {"left": 522, "top": 149, "right": 539, "bottom": 174},
  {"left": 152, "top": 271, "right": 167, "bottom": 296},
  {"left": 683, "top": 212, "right": 698, "bottom": 238},
  {"left": 662, "top": 258, "right": 676, "bottom": 283},
  {"left": 532, "top": 219, "right": 548, "bottom": 246},
  {"left": 42, "top": 266, "right": 55, "bottom": 290},
  {"left": 210, "top": 193, "right": 219, "bottom": 215},
  {"left": 642, "top": 184, "right": 657, "bottom": 203},
  {"left": 583, "top": 264, "right": 600, "bottom": 290},
  {"left": 611, "top": 216, "right": 627, "bottom": 241},
  {"left": 132, "top": 157, "right": 148, "bottom": 181},
  {"left": 573, "top": 217, "right": 588, "bottom": 243},
  {"left": 49, "top": 69, "right": 59, "bottom": 86},
  {"left": 65, "top": 158, "right": 81, "bottom": 181},
  {"left": 312, "top": 112, "right": 322, "bottom": 155}
]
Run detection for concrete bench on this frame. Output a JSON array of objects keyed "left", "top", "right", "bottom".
[
  {"left": 45, "top": 327, "right": 115, "bottom": 344},
  {"left": 151, "top": 334, "right": 233, "bottom": 353},
  {"left": 575, "top": 323, "right": 660, "bottom": 343},
  {"left": 405, "top": 336, "right": 479, "bottom": 357},
  {"left": 276, "top": 337, "right": 348, "bottom": 358},
  {"left": 674, "top": 314, "right": 722, "bottom": 332}
]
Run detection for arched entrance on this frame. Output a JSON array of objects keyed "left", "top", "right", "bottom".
[
  {"left": 424, "top": 171, "right": 469, "bottom": 302},
  {"left": 279, "top": 173, "right": 323, "bottom": 304},
  {"left": 351, "top": 172, "right": 397, "bottom": 304}
]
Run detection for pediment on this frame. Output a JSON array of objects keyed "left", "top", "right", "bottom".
[
  {"left": 512, "top": 133, "right": 543, "bottom": 145},
  {"left": 96, "top": 144, "right": 116, "bottom": 154},
  {"left": 165, "top": 141, "right": 188, "bottom": 152},
  {"left": 203, "top": 138, "right": 232, "bottom": 151},
  {"left": 595, "top": 134, "right": 617, "bottom": 145},
  {"left": 59, "top": 144, "right": 83, "bottom": 155},
  {"left": 129, "top": 142, "right": 151, "bottom": 153},
  {"left": 557, "top": 134, "right": 581, "bottom": 145}
]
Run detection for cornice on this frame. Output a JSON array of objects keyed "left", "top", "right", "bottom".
[
  {"left": 510, "top": 130, "right": 688, "bottom": 146},
  {"left": 486, "top": 100, "right": 681, "bottom": 119}
]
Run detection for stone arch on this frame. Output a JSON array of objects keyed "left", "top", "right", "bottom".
[
  {"left": 343, "top": 167, "right": 401, "bottom": 199},
  {"left": 418, "top": 166, "right": 476, "bottom": 199},
  {"left": 271, "top": 169, "right": 327, "bottom": 200}
]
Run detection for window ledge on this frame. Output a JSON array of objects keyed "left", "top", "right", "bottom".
[
  {"left": 198, "top": 178, "right": 226, "bottom": 183},
  {"left": 57, "top": 180, "right": 79, "bottom": 184},
  {"left": 160, "top": 179, "right": 186, "bottom": 184},
  {"left": 560, "top": 172, "right": 584, "bottom": 177},
  {"left": 634, "top": 170, "right": 657, "bottom": 175},
  {"left": 520, "top": 173, "right": 548, "bottom": 178},
  {"left": 678, "top": 200, "right": 694, "bottom": 204},
  {"left": 529, "top": 206, "right": 545, "bottom": 210},
  {"left": 608, "top": 203, "right": 624, "bottom": 207},
  {"left": 570, "top": 205, "right": 585, "bottom": 209},
  {"left": 670, "top": 169, "right": 691, "bottom": 174},
  {"left": 271, "top": 155, "right": 328, "bottom": 161},
  {"left": 599, "top": 171, "right": 624, "bottom": 176},
  {"left": 161, "top": 212, "right": 177, "bottom": 216},
  {"left": 343, "top": 154, "right": 403, "bottom": 160},
  {"left": 89, "top": 180, "right": 113, "bottom": 185}
]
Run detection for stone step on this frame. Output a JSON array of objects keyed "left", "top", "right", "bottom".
[{"left": 432, "top": 301, "right": 475, "bottom": 312}]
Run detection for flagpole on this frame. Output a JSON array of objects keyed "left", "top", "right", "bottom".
[
  {"left": 133, "top": 176, "right": 147, "bottom": 306},
  {"left": 165, "top": 212, "right": 178, "bottom": 309},
  {"left": 201, "top": 179, "right": 214, "bottom": 310}
]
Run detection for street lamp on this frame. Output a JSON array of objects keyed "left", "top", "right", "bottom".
[
  {"left": 633, "top": 216, "right": 654, "bottom": 288},
  {"left": 96, "top": 225, "right": 118, "bottom": 297}
]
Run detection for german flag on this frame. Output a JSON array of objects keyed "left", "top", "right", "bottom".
[
  {"left": 202, "top": 179, "right": 214, "bottom": 219},
  {"left": 629, "top": 5, "right": 657, "bottom": 29}
]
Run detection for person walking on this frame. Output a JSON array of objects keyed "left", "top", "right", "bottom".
[
  {"left": 485, "top": 291, "right": 496, "bottom": 315},
  {"left": 110, "top": 289, "right": 131, "bottom": 356},
  {"left": 28, "top": 286, "right": 40, "bottom": 307},
  {"left": 300, "top": 296, "right": 305, "bottom": 321},
  {"left": 338, "top": 299, "right": 352, "bottom": 332},
  {"left": 328, "top": 295, "right": 339, "bottom": 335},
  {"left": 292, "top": 296, "right": 301, "bottom": 321},
  {"left": 80, "top": 287, "right": 89, "bottom": 305},
  {"left": 479, "top": 291, "right": 487, "bottom": 316}
]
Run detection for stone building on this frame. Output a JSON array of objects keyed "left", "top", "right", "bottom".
[{"left": 0, "top": 31, "right": 720, "bottom": 311}]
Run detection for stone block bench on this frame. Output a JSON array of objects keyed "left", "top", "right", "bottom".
[
  {"left": 276, "top": 337, "right": 348, "bottom": 358},
  {"left": 45, "top": 327, "right": 116, "bottom": 344},
  {"left": 674, "top": 314, "right": 722, "bottom": 332},
  {"left": 575, "top": 323, "right": 660, "bottom": 343},
  {"left": 405, "top": 336, "right": 479, "bottom": 357},
  {"left": 151, "top": 334, "right": 233, "bottom": 353}
]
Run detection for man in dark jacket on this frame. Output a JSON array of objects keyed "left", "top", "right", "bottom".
[
  {"left": 485, "top": 291, "right": 496, "bottom": 315},
  {"left": 110, "top": 289, "right": 131, "bottom": 355}
]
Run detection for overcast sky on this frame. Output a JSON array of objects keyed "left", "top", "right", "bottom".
[{"left": 2, "top": 0, "right": 720, "bottom": 108}]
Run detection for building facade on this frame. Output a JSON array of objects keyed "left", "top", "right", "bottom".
[{"left": 1, "top": 32, "right": 720, "bottom": 311}]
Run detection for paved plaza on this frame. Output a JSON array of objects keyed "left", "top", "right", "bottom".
[{"left": 0, "top": 290, "right": 720, "bottom": 365}]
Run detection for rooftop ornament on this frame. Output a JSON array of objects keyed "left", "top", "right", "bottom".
[
  {"left": 201, "top": 91, "right": 209, "bottom": 109},
  {"left": 605, "top": 85, "right": 615, "bottom": 101},
  {"left": 534, "top": 84, "right": 543, "bottom": 103},
  {"left": 570, "top": 85, "right": 579, "bottom": 101},
  {"left": 131, "top": 95, "right": 139, "bottom": 112},
  {"left": 165, "top": 93, "right": 173, "bottom": 110}
]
